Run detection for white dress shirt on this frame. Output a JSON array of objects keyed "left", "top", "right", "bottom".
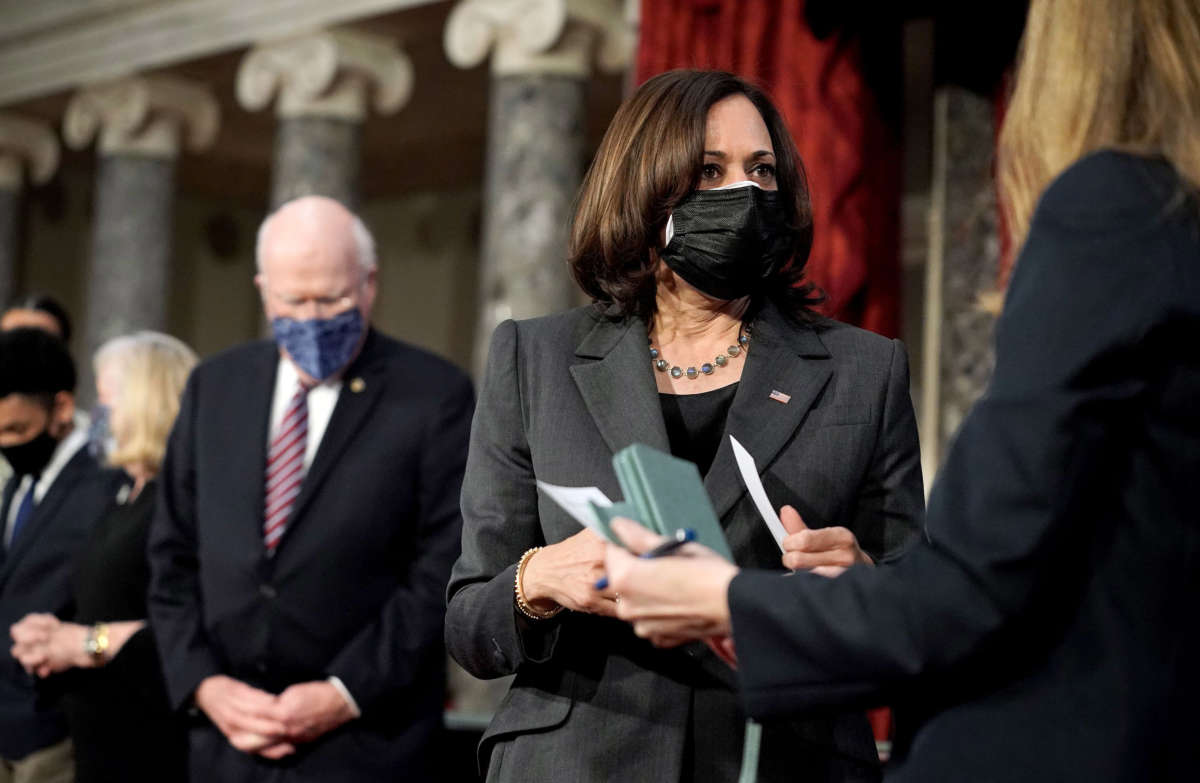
[
  {"left": 4, "top": 424, "right": 89, "bottom": 548},
  {"left": 265, "top": 355, "right": 360, "bottom": 717},
  {"left": 268, "top": 356, "right": 342, "bottom": 469}
]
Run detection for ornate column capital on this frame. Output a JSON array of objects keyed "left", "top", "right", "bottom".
[
  {"left": 0, "top": 113, "right": 60, "bottom": 190},
  {"left": 444, "top": 0, "right": 633, "bottom": 77},
  {"left": 236, "top": 29, "right": 414, "bottom": 122},
  {"left": 64, "top": 75, "right": 219, "bottom": 158}
]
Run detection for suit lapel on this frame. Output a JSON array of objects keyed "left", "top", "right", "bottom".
[
  {"left": 0, "top": 476, "right": 15, "bottom": 571},
  {"left": 0, "top": 449, "right": 94, "bottom": 580},
  {"left": 284, "top": 331, "right": 387, "bottom": 530},
  {"left": 569, "top": 313, "right": 670, "bottom": 458},
  {"left": 704, "top": 303, "right": 832, "bottom": 522},
  {"left": 231, "top": 343, "right": 279, "bottom": 549}
]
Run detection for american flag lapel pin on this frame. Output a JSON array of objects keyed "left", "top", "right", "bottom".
[{"left": 769, "top": 389, "right": 791, "bottom": 404}]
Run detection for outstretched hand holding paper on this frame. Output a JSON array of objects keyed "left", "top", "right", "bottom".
[{"left": 729, "top": 435, "right": 872, "bottom": 576}]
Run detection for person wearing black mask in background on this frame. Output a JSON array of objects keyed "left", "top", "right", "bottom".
[
  {"left": 0, "top": 328, "right": 122, "bottom": 783},
  {"left": 1, "top": 294, "right": 79, "bottom": 489},
  {"left": 446, "top": 70, "right": 924, "bottom": 783}
]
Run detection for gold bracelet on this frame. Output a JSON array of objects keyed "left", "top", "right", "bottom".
[{"left": 515, "top": 547, "right": 564, "bottom": 620}]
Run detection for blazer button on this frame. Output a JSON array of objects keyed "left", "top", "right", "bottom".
[
  {"left": 259, "top": 584, "right": 277, "bottom": 599},
  {"left": 255, "top": 661, "right": 269, "bottom": 674}
]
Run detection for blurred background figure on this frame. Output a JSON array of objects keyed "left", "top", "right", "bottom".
[
  {"left": 0, "top": 295, "right": 79, "bottom": 488},
  {"left": 148, "top": 196, "right": 473, "bottom": 782},
  {"left": 11, "top": 330, "right": 197, "bottom": 783},
  {"left": 0, "top": 328, "right": 122, "bottom": 783}
]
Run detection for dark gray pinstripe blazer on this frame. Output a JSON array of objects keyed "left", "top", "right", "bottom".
[{"left": 446, "top": 300, "right": 924, "bottom": 783}]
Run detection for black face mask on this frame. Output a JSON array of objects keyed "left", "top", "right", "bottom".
[
  {"left": 659, "top": 185, "right": 793, "bottom": 301},
  {"left": 0, "top": 427, "right": 59, "bottom": 477}
]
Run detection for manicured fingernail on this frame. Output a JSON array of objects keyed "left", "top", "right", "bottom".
[{"left": 594, "top": 576, "right": 609, "bottom": 591}]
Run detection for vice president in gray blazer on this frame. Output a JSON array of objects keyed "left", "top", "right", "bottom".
[{"left": 446, "top": 70, "right": 924, "bottom": 783}]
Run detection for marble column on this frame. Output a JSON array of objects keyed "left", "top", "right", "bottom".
[
  {"left": 445, "top": 0, "right": 634, "bottom": 378},
  {"left": 64, "top": 75, "right": 218, "bottom": 398},
  {"left": 919, "top": 87, "right": 1000, "bottom": 477},
  {"left": 0, "top": 114, "right": 60, "bottom": 308},
  {"left": 237, "top": 30, "right": 413, "bottom": 211}
]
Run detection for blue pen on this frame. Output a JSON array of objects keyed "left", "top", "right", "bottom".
[{"left": 595, "top": 528, "right": 696, "bottom": 590}]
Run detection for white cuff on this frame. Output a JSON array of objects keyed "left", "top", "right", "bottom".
[{"left": 327, "top": 676, "right": 362, "bottom": 718}]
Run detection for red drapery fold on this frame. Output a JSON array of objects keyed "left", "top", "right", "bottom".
[{"left": 637, "top": 0, "right": 902, "bottom": 337}]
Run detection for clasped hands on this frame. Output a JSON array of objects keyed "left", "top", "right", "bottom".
[
  {"left": 602, "top": 505, "right": 872, "bottom": 663},
  {"left": 194, "top": 675, "right": 357, "bottom": 759}
]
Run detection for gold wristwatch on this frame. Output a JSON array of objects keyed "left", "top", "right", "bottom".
[{"left": 83, "top": 623, "right": 110, "bottom": 665}]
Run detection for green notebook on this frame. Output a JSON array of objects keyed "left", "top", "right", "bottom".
[{"left": 591, "top": 443, "right": 733, "bottom": 562}]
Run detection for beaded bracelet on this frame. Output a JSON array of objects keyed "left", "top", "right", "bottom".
[{"left": 515, "top": 547, "right": 565, "bottom": 620}]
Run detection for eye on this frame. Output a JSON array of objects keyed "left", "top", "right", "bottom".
[
  {"left": 751, "top": 163, "right": 776, "bottom": 180},
  {"left": 701, "top": 163, "right": 722, "bottom": 180}
]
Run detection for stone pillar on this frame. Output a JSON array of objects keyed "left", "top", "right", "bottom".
[
  {"left": 919, "top": 87, "right": 1000, "bottom": 480},
  {"left": 237, "top": 29, "right": 413, "bottom": 211},
  {"left": 445, "top": 0, "right": 633, "bottom": 377},
  {"left": 0, "top": 114, "right": 60, "bottom": 307},
  {"left": 64, "top": 75, "right": 218, "bottom": 398}
]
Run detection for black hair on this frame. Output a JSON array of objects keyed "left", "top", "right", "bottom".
[
  {"left": 5, "top": 293, "right": 73, "bottom": 343},
  {"left": 0, "top": 327, "right": 77, "bottom": 403}
]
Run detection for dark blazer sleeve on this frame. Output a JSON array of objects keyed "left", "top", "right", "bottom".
[
  {"left": 445, "top": 319, "right": 563, "bottom": 679},
  {"left": 147, "top": 370, "right": 223, "bottom": 710},
  {"left": 325, "top": 371, "right": 474, "bottom": 712},
  {"left": 728, "top": 152, "right": 1183, "bottom": 718},
  {"left": 851, "top": 338, "right": 923, "bottom": 562}
]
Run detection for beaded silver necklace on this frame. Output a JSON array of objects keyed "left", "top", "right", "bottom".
[{"left": 649, "top": 328, "right": 750, "bottom": 380}]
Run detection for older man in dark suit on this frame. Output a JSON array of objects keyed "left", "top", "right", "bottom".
[{"left": 148, "top": 196, "right": 473, "bottom": 782}]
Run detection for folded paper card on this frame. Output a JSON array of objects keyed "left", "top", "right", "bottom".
[{"left": 537, "top": 443, "right": 733, "bottom": 561}]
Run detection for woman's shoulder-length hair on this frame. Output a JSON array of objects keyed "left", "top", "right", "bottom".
[
  {"left": 95, "top": 331, "right": 197, "bottom": 475},
  {"left": 568, "top": 69, "right": 821, "bottom": 323}
]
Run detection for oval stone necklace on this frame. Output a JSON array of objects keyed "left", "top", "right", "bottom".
[{"left": 649, "top": 327, "right": 750, "bottom": 380}]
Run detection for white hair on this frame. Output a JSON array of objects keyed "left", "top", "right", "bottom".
[{"left": 254, "top": 200, "right": 377, "bottom": 276}]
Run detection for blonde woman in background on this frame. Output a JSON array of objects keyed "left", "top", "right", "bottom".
[
  {"left": 11, "top": 332, "right": 197, "bottom": 783},
  {"left": 601, "top": 0, "right": 1200, "bottom": 780}
]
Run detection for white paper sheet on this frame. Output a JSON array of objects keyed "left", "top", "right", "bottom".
[
  {"left": 536, "top": 480, "right": 613, "bottom": 537},
  {"left": 729, "top": 435, "right": 788, "bottom": 551}
]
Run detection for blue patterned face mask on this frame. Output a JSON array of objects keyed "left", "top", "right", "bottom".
[
  {"left": 271, "top": 308, "right": 365, "bottom": 381},
  {"left": 87, "top": 404, "right": 115, "bottom": 459}
]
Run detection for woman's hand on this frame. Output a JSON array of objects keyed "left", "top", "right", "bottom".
[
  {"left": 604, "top": 519, "right": 739, "bottom": 646},
  {"left": 521, "top": 529, "right": 620, "bottom": 617},
  {"left": 779, "top": 505, "right": 872, "bottom": 577},
  {"left": 10, "top": 614, "right": 89, "bottom": 677}
]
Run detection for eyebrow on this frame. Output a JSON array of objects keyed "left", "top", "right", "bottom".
[{"left": 703, "top": 150, "right": 776, "bottom": 159}]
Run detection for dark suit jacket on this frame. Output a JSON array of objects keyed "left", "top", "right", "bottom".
[
  {"left": 147, "top": 329, "right": 473, "bottom": 782},
  {"left": 728, "top": 151, "right": 1200, "bottom": 781},
  {"left": 446, "top": 300, "right": 924, "bottom": 782},
  {"left": 0, "top": 446, "right": 121, "bottom": 760}
]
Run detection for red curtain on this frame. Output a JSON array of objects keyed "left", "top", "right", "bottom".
[{"left": 638, "top": 0, "right": 902, "bottom": 338}]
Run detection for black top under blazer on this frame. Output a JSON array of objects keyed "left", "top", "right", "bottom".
[
  {"left": 148, "top": 329, "right": 473, "bottom": 782},
  {"left": 728, "top": 152, "right": 1200, "bottom": 781},
  {"left": 446, "top": 300, "right": 925, "bottom": 782},
  {"left": 0, "top": 447, "right": 121, "bottom": 760}
]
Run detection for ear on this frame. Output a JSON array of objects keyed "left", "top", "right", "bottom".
[{"left": 254, "top": 273, "right": 273, "bottom": 319}]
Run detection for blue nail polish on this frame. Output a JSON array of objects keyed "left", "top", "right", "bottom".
[{"left": 594, "top": 576, "right": 609, "bottom": 591}]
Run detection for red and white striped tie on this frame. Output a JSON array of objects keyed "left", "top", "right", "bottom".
[{"left": 264, "top": 381, "right": 311, "bottom": 551}]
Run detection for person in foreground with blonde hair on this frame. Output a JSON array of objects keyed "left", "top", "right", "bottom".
[
  {"left": 602, "top": 0, "right": 1200, "bottom": 780},
  {"left": 11, "top": 331, "right": 197, "bottom": 782}
]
